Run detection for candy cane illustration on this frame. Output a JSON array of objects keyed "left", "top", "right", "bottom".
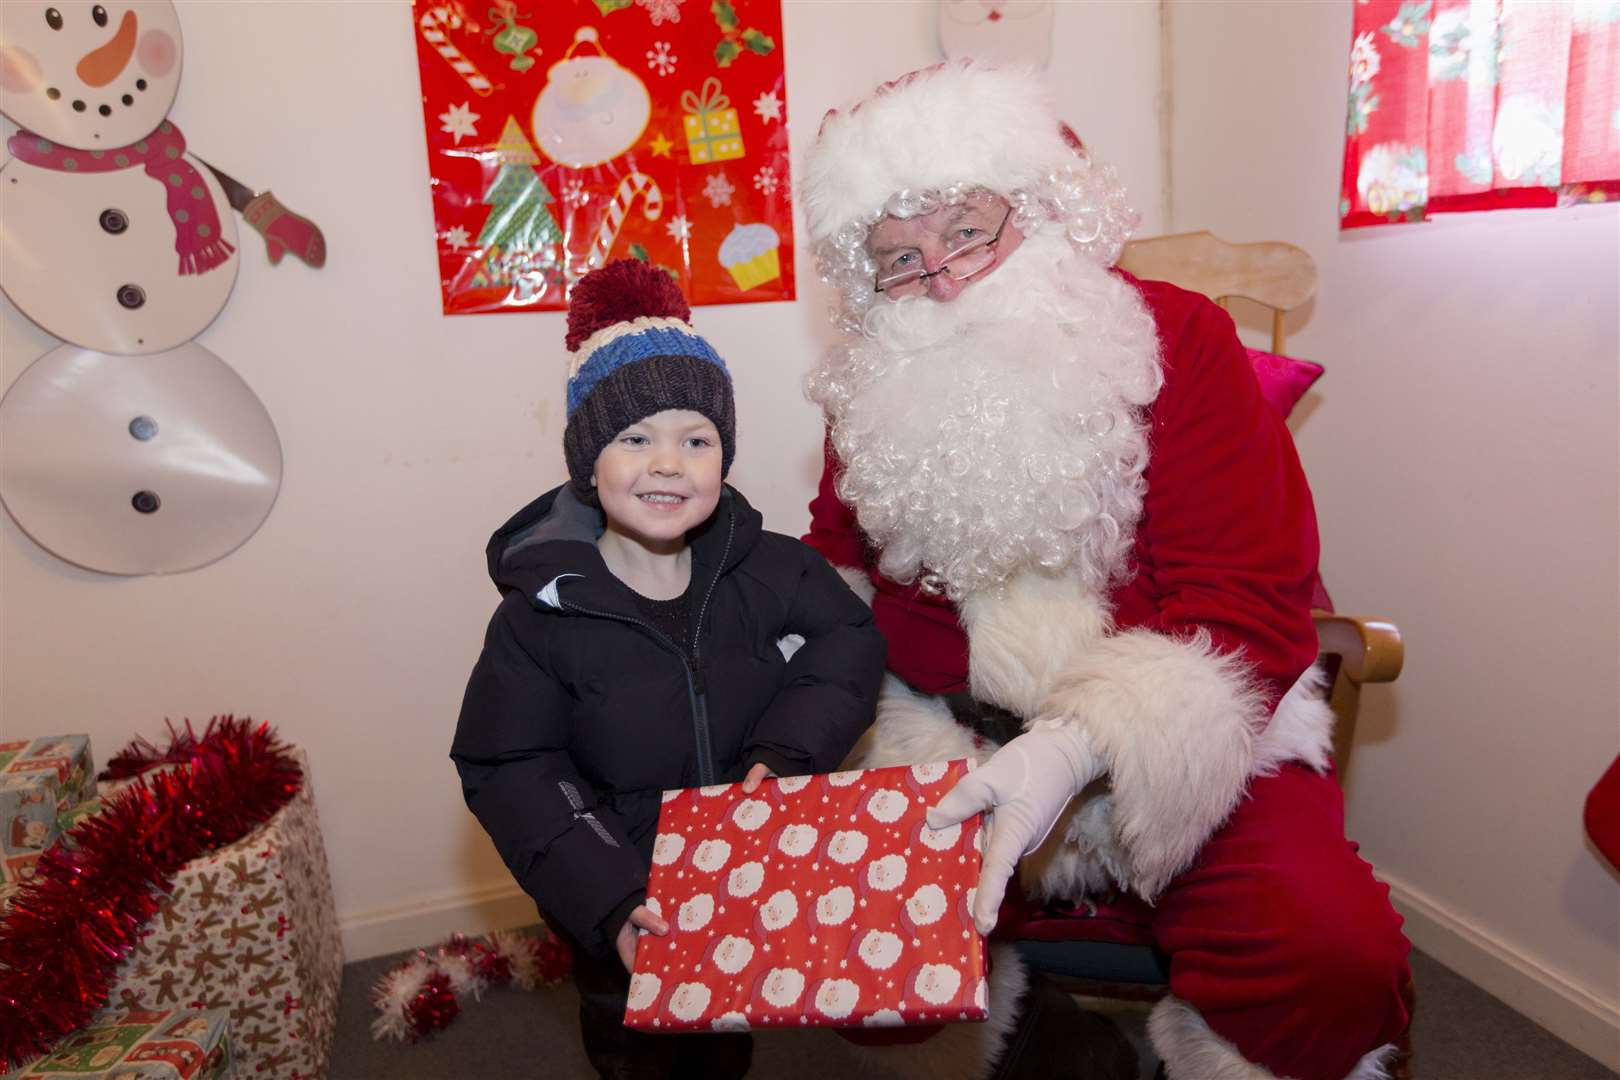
[
  {"left": 567, "top": 171, "right": 663, "bottom": 280},
  {"left": 420, "top": 6, "right": 495, "bottom": 96}
]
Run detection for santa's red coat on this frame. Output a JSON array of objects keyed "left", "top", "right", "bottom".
[{"left": 804, "top": 271, "right": 1323, "bottom": 715}]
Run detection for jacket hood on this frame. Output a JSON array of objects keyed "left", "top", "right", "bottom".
[{"left": 485, "top": 483, "right": 763, "bottom": 610}]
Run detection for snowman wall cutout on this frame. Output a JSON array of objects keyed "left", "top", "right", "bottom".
[{"left": 0, "top": 0, "right": 325, "bottom": 575}]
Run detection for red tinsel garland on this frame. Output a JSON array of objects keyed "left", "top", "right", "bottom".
[{"left": 0, "top": 716, "right": 300, "bottom": 1071}]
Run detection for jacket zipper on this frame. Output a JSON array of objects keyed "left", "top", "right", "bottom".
[{"left": 554, "top": 506, "right": 735, "bottom": 787}]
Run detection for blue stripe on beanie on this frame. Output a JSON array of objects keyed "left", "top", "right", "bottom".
[{"left": 567, "top": 325, "right": 729, "bottom": 416}]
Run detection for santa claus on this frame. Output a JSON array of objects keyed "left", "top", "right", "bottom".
[{"left": 799, "top": 62, "right": 1411, "bottom": 1080}]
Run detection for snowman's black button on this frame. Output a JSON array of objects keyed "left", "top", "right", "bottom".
[
  {"left": 129, "top": 415, "right": 158, "bottom": 441},
  {"left": 100, "top": 208, "right": 129, "bottom": 234},
  {"left": 98, "top": 104, "right": 112, "bottom": 117},
  {"left": 131, "top": 490, "right": 161, "bottom": 514},
  {"left": 72, "top": 100, "right": 86, "bottom": 112},
  {"left": 116, "top": 284, "right": 146, "bottom": 309}
]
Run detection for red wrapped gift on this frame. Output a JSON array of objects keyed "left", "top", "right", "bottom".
[{"left": 624, "top": 761, "right": 988, "bottom": 1034}]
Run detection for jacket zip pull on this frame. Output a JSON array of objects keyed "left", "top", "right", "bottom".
[{"left": 688, "top": 656, "right": 707, "bottom": 696}]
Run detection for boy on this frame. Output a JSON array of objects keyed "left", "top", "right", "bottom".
[{"left": 452, "top": 260, "right": 886, "bottom": 1079}]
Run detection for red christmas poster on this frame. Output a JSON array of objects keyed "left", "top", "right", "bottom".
[
  {"left": 410, "top": 0, "right": 794, "bottom": 313},
  {"left": 624, "top": 762, "right": 990, "bottom": 1034}
]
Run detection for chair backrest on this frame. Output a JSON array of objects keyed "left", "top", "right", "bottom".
[
  {"left": 1118, "top": 230, "right": 1399, "bottom": 779},
  {"left": 1118, "top": 230, "right": 1318, "bottom": 354}
]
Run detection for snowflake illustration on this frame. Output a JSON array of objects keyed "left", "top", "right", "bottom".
[
  {"left": 753, "top": 90, "right": 782, "bottom": 123},
  {"left": 438, "top": 102, "right": 480, "bottom": 144},
  {"left": 666, "top": 214, "right": 692, "bottom": 243},
  {"left": 646, "top": 40, "right": 678, "bottom": 77},
  {"left": 703, "top": 172, "right": 736, "bottom": 208},
  {"left": 563, "top": 179, "right": 589, "bottom": 207},
  {"left": 753, "top": 166, "right": 779, "bottom": 196},
  {"left": 636, "top": 0, "right": 684, "bottom": 26},
  {"left": 443, "top": 225, "right": 471, "bottom": 251}
]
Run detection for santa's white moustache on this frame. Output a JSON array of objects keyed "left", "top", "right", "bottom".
[{"left": 808, "top": 229, "right": 1165, "bottom": 600}]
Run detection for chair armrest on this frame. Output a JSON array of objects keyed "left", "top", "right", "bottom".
[{"left": 1313, "top": 610, "right": 1404, "bottom": 685}]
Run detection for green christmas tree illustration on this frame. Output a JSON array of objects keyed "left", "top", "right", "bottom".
[{"left": 472, "top": 116, "right": 562, "bottom": 287}]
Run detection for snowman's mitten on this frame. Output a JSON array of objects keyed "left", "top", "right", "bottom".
[
  {"left": 926, "top": 721, "right": 1101, "bottom": 936},
  {"left": 243, "top": 192, "right": 327, "bottom": 268}
]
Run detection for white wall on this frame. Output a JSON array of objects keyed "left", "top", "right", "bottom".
[
  {"left": 1167, "top": 0, "right": 1620, "bottom": 1062},
  {"left": 0, "top": 1, "right": 1163, "bottom": 957}
]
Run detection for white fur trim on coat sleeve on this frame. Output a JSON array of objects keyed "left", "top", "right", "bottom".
[
  {"left": 957, "top": 570, "right": 1333, "bottom": 900},
  {"left": 1043, "top": 627, "right": 1268, "bottom": 898}
]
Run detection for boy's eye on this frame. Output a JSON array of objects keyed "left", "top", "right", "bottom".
[
  {"left": 685, "top": 437, "right": 713, "bottom": 449},
  {"left": 620, "top": 435, "right": 647, "bottom": 446}
]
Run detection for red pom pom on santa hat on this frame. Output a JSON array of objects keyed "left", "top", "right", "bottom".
[{"left": 565, "top": 259, "right": 691, "bottom": 352}]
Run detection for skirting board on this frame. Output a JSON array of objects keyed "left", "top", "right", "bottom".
[
  {"left": 1381, "top": 869, "right": 1620, "bottom": 1067},
  {"left": 340, "top": 879, "right": 538, "bottom": 963}
]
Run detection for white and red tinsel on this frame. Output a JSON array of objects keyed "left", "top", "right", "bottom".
[
  {"left": 369, "top": 929, "right": 572, "bottom": 1041},
  {"left": 0, "top": 716, "right": 301, "bottom": 1072}
]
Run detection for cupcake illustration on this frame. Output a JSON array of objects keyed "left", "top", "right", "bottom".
[{"left": 718, "top": 223, "right": 781, "bottom": 291}]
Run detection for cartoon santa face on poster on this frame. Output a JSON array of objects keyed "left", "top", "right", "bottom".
[{"left": 531, "top": 26, "right": 649, "bottom": 169}]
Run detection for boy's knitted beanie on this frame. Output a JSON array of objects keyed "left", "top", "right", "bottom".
[{"left": 562, "top": 260, "right": 735, "bottom": 499}]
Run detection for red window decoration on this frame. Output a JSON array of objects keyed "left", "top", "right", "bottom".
[{"left": 1340, "top": 0, "right": 1619, "bottom": 229}]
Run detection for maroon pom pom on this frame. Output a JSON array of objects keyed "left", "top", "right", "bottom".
[{"left": 565, "top": 259, "right": 691, "bottom": 352}]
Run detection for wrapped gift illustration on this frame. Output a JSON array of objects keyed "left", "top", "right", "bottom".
[
  {"left": 9, "top": 1005, "right": 235, "bottom": 1079},
  {"left": 681, "top": 78, "right": 745, "bottom": 164},
  {"left": 624, "top": 761, "right": 988, "bottom": 1033}
]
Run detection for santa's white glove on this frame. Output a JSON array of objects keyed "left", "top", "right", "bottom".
[{"left": 926, "top": 720, "right": 1102, "bottom": 936}]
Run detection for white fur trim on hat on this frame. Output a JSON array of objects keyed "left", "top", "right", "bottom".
[{"left": 801, "top": 62, "right": 1074, "bottom": 245}]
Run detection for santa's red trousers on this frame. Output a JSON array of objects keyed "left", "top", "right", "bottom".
[{"left": 1144, "top": 762, "right": 1412, "bottom": 1079}]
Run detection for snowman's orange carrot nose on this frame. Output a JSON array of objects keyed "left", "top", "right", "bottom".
[{"left": 76, "top": 8, "right": 138, "bottom": 88}]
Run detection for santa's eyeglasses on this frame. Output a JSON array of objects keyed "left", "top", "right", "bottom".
[{"left": 872, "top": 204, "right": 1014, "bottom": 296}]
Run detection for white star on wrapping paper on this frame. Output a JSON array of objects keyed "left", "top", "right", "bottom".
[
  {"left": 752, "top": 90, "right": 782, "bottom": 123},
  {"left": 563, "top": 179, "right": 589, "bottom": 207},
  {"left": 438, "top": 102, "right": 480, "bottom": 144},
  {"left": 666, "top": 214, "right": 692, "bottom": 242},
  {"left": 753, "top": 167, "right": 779, "bottom": 196},
  {"left": 443, "top": 225, "right": 471, "bottom": 251},
  {"left": 702, "top": 172, "right": 735, "bottom": 208}
]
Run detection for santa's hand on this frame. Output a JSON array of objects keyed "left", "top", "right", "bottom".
[{"left": 926, "top": 721, "right": 1102, "bottom": 936}]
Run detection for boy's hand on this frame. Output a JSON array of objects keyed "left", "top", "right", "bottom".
[
  {"left": 740, "top": 761, "right": 775, "bottom": 794},
  {"left": 615, "top": 905, "right": 669, "bottom": 973}
]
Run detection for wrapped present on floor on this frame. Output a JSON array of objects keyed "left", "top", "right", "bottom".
[
  {"left": 0, "top": 735, "right": 95, "bottom": 886},
  {"left": 624, "top": 761, "right": 988, "bottom": 1034},
  {"left": 98, "top": 752, "right": 342, "bottom": 1080},
  {"left": 8, "top": 1005, "right": 234, "bottom": 1079},
  {"left": 681, "top": 77, "right": 745, "bottom": 164}
]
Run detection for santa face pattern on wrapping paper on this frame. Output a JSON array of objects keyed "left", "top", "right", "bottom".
[
  {"left": 625, "top": 761, "right": 986, "bottom": 1032},
  {"left": 811, "top": 977, "right": 861, "bottom": 1021},
  {"left": 689, "top": 837, "right": 731, "bottom": 874},
  {"left": 774, "top": 823, "right": 817, "bottom": 859},
  {"left": 822, "top": 829, "right": 868, "bottom": 866},
  {"left": 706, "top": 934, "right": 755, "bottom": 976},
  {"left": 0, "top": 1, "right": 183, "bottom": 149}
]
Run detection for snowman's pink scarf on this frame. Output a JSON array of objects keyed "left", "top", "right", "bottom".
[{"left": 8, "top": 120, "right": 235, "bottom": 275}]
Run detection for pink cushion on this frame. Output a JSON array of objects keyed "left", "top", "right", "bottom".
[{"left": 1246, "top": 347, "right": 1323, "bottom": 420}]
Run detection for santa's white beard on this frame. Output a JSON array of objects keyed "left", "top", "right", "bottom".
[{"left": 807, "top": 230, "right": 1164, "bottom": 599}]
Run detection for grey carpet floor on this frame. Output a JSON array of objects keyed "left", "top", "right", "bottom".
[{"left": 329, "top": 939, "right": 1618, "bottom": 1079}]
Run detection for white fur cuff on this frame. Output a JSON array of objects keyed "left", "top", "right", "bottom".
[{"left": 1044, "top": 628, "right": 1268, "bottom": 898}]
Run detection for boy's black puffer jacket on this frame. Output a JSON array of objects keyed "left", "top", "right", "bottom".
[{"left": 451, "top": 484, "right": 885, "bottom": 959}]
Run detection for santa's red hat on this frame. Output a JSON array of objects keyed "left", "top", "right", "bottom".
[{"left": 801, "top": 62, "right": 1073, "bottom": 245}]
